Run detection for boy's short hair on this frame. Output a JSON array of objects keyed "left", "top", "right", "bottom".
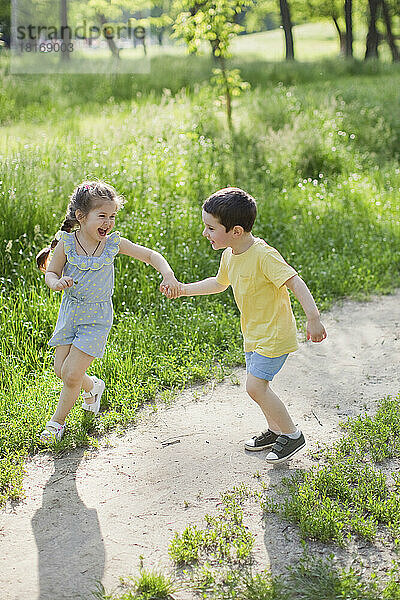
[{"left": 203, "top": 187, "right": 257, "bottom": 232}]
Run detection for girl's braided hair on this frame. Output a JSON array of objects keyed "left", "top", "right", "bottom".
[{"left": 36, "top": 181, "right": 124, "bottom": 273}]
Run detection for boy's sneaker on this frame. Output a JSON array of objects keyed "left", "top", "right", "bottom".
[
  {"left": 82, "top": 376, "right": 105, "bottom": 415},
  {"left": 40, "top": 420, "right": 66, "bottom": 444},
  {"left": 265, "top": 432, "right": 306, "bottom": 464},
  {"left": 244, "top": 429, "right": 279, "bottom": 452}
]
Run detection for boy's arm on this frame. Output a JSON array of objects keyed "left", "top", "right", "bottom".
[
  {"left": 119, "top": 237, "right": 180, "bottom": 297},
  {"left": 181, "top": 277, "right": 228, "bottom": 296},
  {"left": 285, "top": 275, "right": 327, "bottom": 342}
]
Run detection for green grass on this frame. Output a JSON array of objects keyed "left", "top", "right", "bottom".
[
  {"left": 98, "top": 556, "right": 400, "bottom": 599},
  {"left": 169, "top": 485, "right": 255, "bottom": 567},
  {"left": 94, "top": 569, "right": 177, "bottom": 599},
  {"left": 263, "top": 394, "right": 400, "bottom": 546},
  {"left": 0, "top": 48, "right": 399, "bottom": 504}
]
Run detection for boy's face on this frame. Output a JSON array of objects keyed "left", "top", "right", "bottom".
[{"left": 202, "top": 210, "right": 233, "bottom": 250}]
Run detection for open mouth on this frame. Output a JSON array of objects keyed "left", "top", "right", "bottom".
[{"left": 98, "top": 228, "right": 108, "bottom": 237}]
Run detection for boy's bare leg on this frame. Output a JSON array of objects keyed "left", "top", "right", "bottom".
[
  {"left": 52, "top": 346, "right": 95, "bottom": 425},
  {"left": 246, "top": 373, "right": 296, "bottom": 434},
  {"left": 54, "top": 345, "right": 95, "bottom": 393}
]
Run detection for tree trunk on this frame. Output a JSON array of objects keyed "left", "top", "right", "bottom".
[
  {"left": 344, "top": 0, "right": 353, "bottom": 57},
  {"left": 219, "top": 57, "right": 233, "bottom": 134},
  {"left": 98, "top": 13, "right": 120, "bottom": 59},
  {"left": 210, "top": 38, "right": 220, "bottom": 61},
  {"left": 381, "top": 0, "right": 400, "bottom": 62},
  {"left": 279, "top": 0, "right": 294, "bottom": 60},
  {"left": 365, "top": 0, "right": 380, "bottom": 59},
  {"left": 332, "top": 16, "right": 346, "bottom": 55},
  {"left": 60, "top": 0, "right": 71, "bottom": 61}
]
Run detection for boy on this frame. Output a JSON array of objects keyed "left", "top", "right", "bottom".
[{"left": 165, "top": 187, "right": 326, "bottom": 464}]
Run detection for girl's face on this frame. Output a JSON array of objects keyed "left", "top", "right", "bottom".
[{"left": 77, "top": 200, "right": 118, "bottom": 241}]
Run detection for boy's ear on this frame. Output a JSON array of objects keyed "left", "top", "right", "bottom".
[
  {"left": 232, "top": 225, "right": 244, "bottom": 236},
  {"left": 75, "top": 209, "right": 84, "bottom": 222}
]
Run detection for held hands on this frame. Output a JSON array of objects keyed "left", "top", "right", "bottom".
[
  {"left": 159, "top": 274, "right": 185, "bottom": 299},
  {"left": 53, "top": 276, "right": 74, "bottom": 291},
  {"left": 306, "top": 317, "right": 327, "bottom": 343}
]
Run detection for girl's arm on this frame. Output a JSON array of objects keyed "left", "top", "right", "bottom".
[
  {"left": 285, "top": 275, "right": 327, "bottom": 342},
  {"left": 119, "top": 237, "right": 180, "bottom": 297},
  {"left": 44, "top": 241, "right": 73, "bottom": 291}
]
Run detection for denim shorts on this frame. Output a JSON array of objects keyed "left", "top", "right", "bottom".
[{"left": 245, "top": 351, "right": 288, "bottom": 381}]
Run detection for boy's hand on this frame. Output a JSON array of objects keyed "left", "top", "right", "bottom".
[
  {"left": 53, "top": 276, "right": 74, "bottom": 291},
  {"left": 159, "top": 274, "right": 182, "bottom": 299},
  {"left": 160, "top": 282, "right": 186, "bottom": 299},
  {"left": 306, "top": 317, "right": 327, "bottom": 343}
]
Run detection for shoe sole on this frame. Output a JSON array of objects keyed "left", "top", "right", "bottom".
[
  {"left": 265, "top": 441, "right": 306, "bottom": 464},
  {"left": 244, "top": 442, "right": 275, "bottom": 452},
  {"left": 82, "top": 380, "right": 105, "bottom": 415}
]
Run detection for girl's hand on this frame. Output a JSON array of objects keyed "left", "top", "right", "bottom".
[
  {"left": 53, "top": 276, "right": 74, "bottom": 291},
  {"left": 160, "top": 274, "right": 181, "bottom": 299},
  {"left": 306, "top": 317, "right": 327, "bottom": 343},
  {"left": 160, "top": 282, "right": 185, "bottom": 299}
]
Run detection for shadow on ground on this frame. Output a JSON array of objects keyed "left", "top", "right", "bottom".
[{"left": 31, "top": 449, "right": 105, "bottom": 600}]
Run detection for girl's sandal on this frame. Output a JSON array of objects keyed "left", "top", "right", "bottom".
[
  {"left": 82, "top": 376, "right": 105, "bottom": 415},
  {"left": 40, "top": 420, "right": 66, "bottom": 444}
]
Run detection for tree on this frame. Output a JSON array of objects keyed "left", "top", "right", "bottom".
[
  {"left": 173, "top": 0, "right": 251, "bottom": 132},
  {"left": 365, "top": 0, "right": 380, "bottom": 58},
  {"left": 70, "top": 0, "right": 149, "bottom": 59},
  {"left": 381, "top": 0, "right": 399, "bottom": 62},
  {"left": 292, "top": 1, "right": 353, "bottom": 57},
  {"left": 280, "top": 0, "right": 294, "bottom": 59},
  {"left": 150, "top": 0, "right": 173, "bottom": 45},
  {"left": 242, "top": 0, "right": 295, "bottom": 60},
  {"left": 344, "top": 0, "right": 353, "bottom": 57}
]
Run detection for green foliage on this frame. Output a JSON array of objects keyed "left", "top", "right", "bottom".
[
  {"left": 283, "top": 554, "right": 385, "bottom": 600},
  {"left": 211, "top": 67, "right": 250, "bottom": 97},
  {"left": 99, "top": 554, "right": 400, "bottom": 599},
  {"left": 172, "top": 0, "right": 252, "bottom": 130},
  {"left": 338, "top": 395, "right": 400, "bottom": 462},
  {"left": 133, "top": 570, "right": 177, "bottom": 599},
  {"left": 94, "top": 569, "right": 176, "bottom": 599},
  {"left": 172, "top": 0, "right": 251, "bottom": 58},
  {"left": 264, "top": 393, "right": 400, "bottom": 545},
  {"left": 0, "top": 62, "right": 399, "bottom": 503},
  {"left": 169, "top": 484, "right": 254, "bottom": 566}
]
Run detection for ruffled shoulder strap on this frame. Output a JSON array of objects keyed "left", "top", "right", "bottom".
[
  {"left": 106, "top": 231, "right": 121, "bottom": 258},
  {"left": 61, "top": 231, "right": 75, "bottom": 257}
]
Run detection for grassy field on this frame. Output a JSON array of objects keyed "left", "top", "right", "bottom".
[
  {"left": 1, "top": 44, "right": 400, "bottom": 501},
  {"left": 1, "top": 20, "right": 400, "bottom": 598}
]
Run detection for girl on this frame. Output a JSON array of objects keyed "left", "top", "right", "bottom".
[{"left": 37, "top": 181, "right": 180, "bottom": 443}]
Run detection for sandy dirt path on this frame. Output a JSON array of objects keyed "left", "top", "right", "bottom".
[{"left": 1, "top": 291, "right": 400, "bottom": 600}]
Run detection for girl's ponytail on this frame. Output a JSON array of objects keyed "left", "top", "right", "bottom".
[{"left": 36, "top": 217, "right": 77, "bottom": 274}]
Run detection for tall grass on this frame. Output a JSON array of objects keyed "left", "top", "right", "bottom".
[
  {"left": 0, "top": 59, "right": 399, "bottom": 502},
  {"left": 0, "top": 53, "right": 398, "bottom": 126}
]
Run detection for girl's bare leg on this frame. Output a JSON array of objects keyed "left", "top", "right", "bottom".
[
  {"left": 54, "top": 345, "right": 95, "bottom": 393},
  {"left": 52, "top": 346, "right": 95, "bottom": 425},
  {"left": 246, "top": 373, "right": 296, "bottom": 434}
]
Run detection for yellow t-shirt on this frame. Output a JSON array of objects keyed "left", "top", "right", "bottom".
[{"left": 216, "top": 238, "right": 299, "bottom": 358}]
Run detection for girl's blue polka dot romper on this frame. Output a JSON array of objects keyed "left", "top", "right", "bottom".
[{"left": 48, "top": 231, "right": 120, "bottom": 358}]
